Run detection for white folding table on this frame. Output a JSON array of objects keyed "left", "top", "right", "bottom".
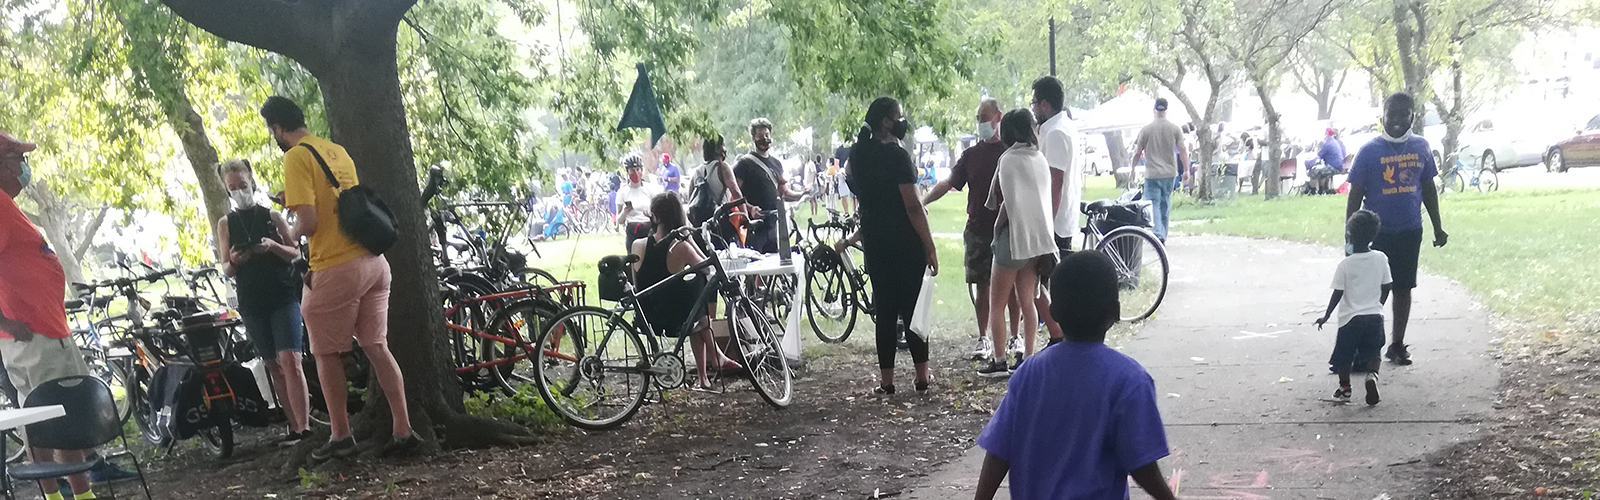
[
  {"left": 723, "top": 254, "right": 806, "bottom": 362},
  {"left": 0, "top": 405, "right": 67, "bottom": 499}
]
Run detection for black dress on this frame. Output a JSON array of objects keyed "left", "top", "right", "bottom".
[
  {"left": 636, "top": 235, "right": 709, "bottom": 337},
  {"left": 226, "top": 205, "right": 298, "bottom": 312}
]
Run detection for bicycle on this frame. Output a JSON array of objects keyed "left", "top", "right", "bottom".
[
  {"left": 802, "top": 208, "right": 874, "bottom": 344},
  {"left": 1078, "top": 193, "right": 1171, "bottom": 322},
  {"left": 1439, "top": 148, "right": 1499, "bottom": 194},
  {"left": 530, "top": 198, "right": 794, "bottom": 430},
  {"left": 439, "top": 272, "right": 585, "bottom": 395}
]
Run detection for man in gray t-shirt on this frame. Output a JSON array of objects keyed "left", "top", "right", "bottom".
[{"left": 1130, "top": 98, "right": 1189, "bottom": 242}]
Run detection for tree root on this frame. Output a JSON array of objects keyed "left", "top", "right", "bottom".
[{"left": 438, "top": 413, "right": 542, "bottom": 448}]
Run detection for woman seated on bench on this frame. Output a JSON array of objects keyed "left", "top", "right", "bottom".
[{"left": 630, "top": 192, "right": 741, "bottom": 390}]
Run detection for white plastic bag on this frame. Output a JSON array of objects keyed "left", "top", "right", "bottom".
[{"left": 909, "top": 270, "right": 936, "bottom": 341}]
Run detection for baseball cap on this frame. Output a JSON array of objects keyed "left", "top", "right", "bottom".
[
  {"left": 1154, "top": 98, "right": 1169, "bottom": 111},
  {"left": 1326, "top": 127, "right": 1338, "bottom": 137},
  {"left": 0, "top": 132, "right": 37, "bottom": 154}
]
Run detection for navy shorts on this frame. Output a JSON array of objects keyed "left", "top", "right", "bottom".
[{"left": 1329, "top": 314, "right": 1385, "bottom": 373}]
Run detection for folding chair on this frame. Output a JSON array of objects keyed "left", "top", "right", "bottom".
[{"left": 5, "top": 376, "right": 152, "bottom": 500}]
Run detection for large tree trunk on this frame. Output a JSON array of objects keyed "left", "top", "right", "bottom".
[
  {"left": 1391, "top": 0, "right": 1430, "bottom": 135},
  {"left": 1255, "top": 79, "right": 1284, "bottom": 199},
  {"left": 21, "top": 181, "right": 105, "bottom": 285},
  {"left": 1432, "top": 44, "right": 1466, "bottom": 165},
  {"left": 170, "top": 89, "right": 230, "bottom": 240}
]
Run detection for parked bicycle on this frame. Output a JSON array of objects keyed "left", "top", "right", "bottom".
[
  {"left": 1078, "top": 192, "right": 1170, "bottom": 322},
  {"left": 530, "top": 198, "right": 793, "bottom": 430},
  {"left": 802, "top": 208, "right": 874, "bottom": 344},
  {"left": 1439, "top": 148, "right": 1499, "bottom": 194}
]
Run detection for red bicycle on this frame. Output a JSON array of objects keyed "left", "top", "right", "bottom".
[{"left": 440, "top": 271, "right": 585, "bottom": 395}]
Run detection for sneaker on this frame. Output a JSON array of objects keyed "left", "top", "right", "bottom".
[
  {"left": 1386, "top": 344, "right": 1413, "bottom": 365},
  {"left": 381, "top": 434, "right": 421, "bottom": 457},
  {"left": 1007, "top": 334, "right": 1023, "bottom": 355},
  {"left": 311, "top": 437, "right": 358, "bottom": 461},
  {"left": 1333, "top": 387, "right": 1351, "bottom": 403},
  {"left": 277, "top": 430, "right": 312, "bottom": 448},
  {"left": 968, "top": 336, "right": 991, "bottom": 361},
  {"left": 88, "top": 460, "right": 141, "bottom": 485},
  {"left": 914, "top": 379, "right": 930, "bottom": 395},
  {"left": 976, "top": 360, "right": 1011, "bottom": 379},
  {"left": 1364, "top": 373, "right": 1381, "bottom": 406},
  {"left": 1010, "top": 353, "right": 1025, "bottom": 371},
  {"left": 874, "top": 384, "right": 895, "bottom": 395}
]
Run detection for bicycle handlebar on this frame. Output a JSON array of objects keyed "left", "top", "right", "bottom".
[{"left": 422, "top": 166, "right": 445, "bottom": 205}]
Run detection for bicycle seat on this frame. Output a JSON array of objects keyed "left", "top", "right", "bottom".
[
  {"left": 64, "top": 299, "right": 86, "bottom": 310},
  {"left": 1081, "top": 199, "right": 1114, "bottom": 215}
]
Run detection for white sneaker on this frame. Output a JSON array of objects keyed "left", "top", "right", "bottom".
[
  {"left": 968, "top": 336, "right": 991, "bottom": 360},
  {"left": 1007, "top": 334, "right": 1024, "bottom": 355}
]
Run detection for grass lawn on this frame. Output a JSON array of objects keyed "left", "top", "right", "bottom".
[
  {"left": 1170, "top": 187, "right": 1600, "bottom": 333},
  {"left": 523, "top": 174, "right": 1129, "bottom": 346}
]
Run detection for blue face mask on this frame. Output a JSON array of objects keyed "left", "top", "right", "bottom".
[{"left": 16, "top": 157, "right": 30, "bottom": 189}]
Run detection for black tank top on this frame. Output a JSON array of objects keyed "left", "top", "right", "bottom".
[
  {"left": 227, "top": 206, "right": 296, "bottom": 312},
  {"left": 637, "top": 234, "right": 705, "bottom": 336}
]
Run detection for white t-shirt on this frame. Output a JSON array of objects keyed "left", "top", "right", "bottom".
[
  {"left": 1332, "top": 250, "right": 1393, "bottom": 327},
  {"left": 1038, "top": 112, "right": 1083, "bottom": 239},
  {"left": 619, "top": 183, "right": 661, "bottom": 224},
  {"left": 986, "top": 145, "right": 1057, "bottom": 261}
]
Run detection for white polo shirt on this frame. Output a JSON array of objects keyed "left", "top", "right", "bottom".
[{"left": 1038, "top": 112, "right": 1083, "bottom": 240}]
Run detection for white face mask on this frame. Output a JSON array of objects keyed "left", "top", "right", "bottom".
[
  {"left": 229, "top": 188, "right": 255, "bottom": 207},
  {"left": 977, "top": 121, "right": 997, "bottom": 141}
]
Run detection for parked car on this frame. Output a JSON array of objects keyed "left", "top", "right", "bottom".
[
  {"left": 1083, "top": 135, "right": 1112, "bottom": 175},
  {"left": 1546, "top": 113, "right": 1600, "bottom": 173},
  {"left": 1452, "top": 116, "right": 1554, "bottom": 172}
]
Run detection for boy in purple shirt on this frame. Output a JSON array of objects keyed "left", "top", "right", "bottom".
[
  {"left": 1345, "top": 92, "right": 1449, "bottom": 366},
  {"left": 974, "top": 251, "right": 1177, "bottom": 500}
]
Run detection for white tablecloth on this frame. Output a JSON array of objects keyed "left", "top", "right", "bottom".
[{"left": 722, "top": 253, "right": 806, "bottom": 361}]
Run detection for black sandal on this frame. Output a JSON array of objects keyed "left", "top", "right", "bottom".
[
  {"left": 874, "top": 384, "right": 895, "bottom": 395},
  {"left": 914, "top": 379, "right": 930, "bottom": 394}
]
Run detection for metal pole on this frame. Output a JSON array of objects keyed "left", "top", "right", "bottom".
[{"left": 1048, "top": 17, "right": 1057, "bottom": 76}]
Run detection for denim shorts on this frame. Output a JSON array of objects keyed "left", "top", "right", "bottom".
[
  {"left": 1329, "top": 314, "right": 1385, "bottom": 373},
  {"left": 241, "top": 301, "right": 305, "bottom": 360}
]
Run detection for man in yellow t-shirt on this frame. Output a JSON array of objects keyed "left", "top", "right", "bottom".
[{"left": 261, "top": 96, "right": 417, "bottom": 460}]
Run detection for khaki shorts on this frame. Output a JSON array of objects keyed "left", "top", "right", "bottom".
[{"left": 0, "top": 337, "right": 91, "bottom": 403}]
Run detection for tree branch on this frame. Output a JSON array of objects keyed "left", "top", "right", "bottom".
[
  {"left": 75, "top": 206, "right": 110, "bottom": 261},
  {"left": 157, "top": 0, "right": 326, "bottom": 69}
]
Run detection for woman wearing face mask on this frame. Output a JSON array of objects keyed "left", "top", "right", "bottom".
[
  {"left": 213, "top": 159, "right": 313, "bottom": 444},
  {"left": 977, "top": 109, "right": 1057, "bottom": 377},
  {"left": 835, "top": 97, "right": 939, "bottom": 395}
]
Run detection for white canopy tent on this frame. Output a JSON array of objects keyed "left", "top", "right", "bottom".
[{"left": 1077, "top": 90, "right": 1160, "bottom": 135}]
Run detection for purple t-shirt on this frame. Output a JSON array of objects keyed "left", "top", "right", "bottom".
[
  {"left": 977, "top": 342, "right": 1170, "bottom": 500},
  {"left": 1349, "top": 136, "right": 1437, "bottom": 233},
  {"left": 1318, "top": 138, "right": 1346, "bottom": 172},
  {"left": 662, "top": 163, "right": 681, "bottom": 193}
]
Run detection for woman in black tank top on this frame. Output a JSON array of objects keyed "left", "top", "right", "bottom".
[
  {"left": 629, "top": 193, "right": 740, "bottom": 390},
  {"left": 214, "top": 160, "right": 313, "bottom": 442}
]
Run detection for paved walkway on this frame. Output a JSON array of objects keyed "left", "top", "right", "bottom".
[{"left": 905, "top": 234, "right": 1497, "bottom": 500}]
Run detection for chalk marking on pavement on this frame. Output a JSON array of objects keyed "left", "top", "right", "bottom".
[{"left": 1232, "top": 329, "right": 1290, "bottom": 340}]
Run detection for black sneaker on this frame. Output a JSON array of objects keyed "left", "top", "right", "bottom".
[
  {"left": 1333, "top": 387, "right": 1351, "bottom": 403},
  {"left": 977, "top": 360, "right": 1011, "bottom": 378},
  {"left": 1386, "top": 344, "right": 1413, "bottom": 365},
  {"left": 311, "top": 437, "right": 358, "bottom": 461},
  {"left": 1364, "top": 373, "right": 1381, "bottom": 406},
  {"left": 914, "top": 379, "right": 930, "bottom": 395},
  {"left": 381, "top": 434, "right": 421, "bottom": 457},
  {"left": 1010, "top": 353, "right": 1025, "bottom": 371},
  {"left": 874, "top": 384, "right": 895, "bottom": 395},
  {"left": 88, "top": 459, "right": 142, "bottom": 485}
]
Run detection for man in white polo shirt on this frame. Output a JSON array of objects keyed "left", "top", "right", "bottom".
[{"left": 1029, "top": 76, "right": 1081, "bottom": 347}]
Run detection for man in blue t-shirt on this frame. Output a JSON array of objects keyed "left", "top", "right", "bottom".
[
  {"left": 1346, "top": 92, "right": 1449, "bottom": 366},
  {"left": 975, "top": 251, "right": 1177, "bottom": 500}
]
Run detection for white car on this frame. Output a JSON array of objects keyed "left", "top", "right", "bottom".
[{"left": 1452, "top": 117, "right": 1556, "bottom": 171}]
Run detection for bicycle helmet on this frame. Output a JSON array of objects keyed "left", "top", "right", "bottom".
[{"left": 621, "top": 153, "right": 645, "bottom": 170}]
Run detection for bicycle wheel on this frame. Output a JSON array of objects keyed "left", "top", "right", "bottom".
[
  {"left": 1439, "top": 171, "right": 1464, "bottom": 194},
  {"left": 199, "top": 423, "right": 234, "bottom": 458},
  {"left": 1095, "top": 227, "right": 1170, "bottom": 322},
  {"left": 805, "top": 246, "right": 857, "bottom": 343},
  {"left": 766, "top": 273, "right": 797, "bottom": 326},
  {"left": 443, "top": 278, "right": 500, "bottom": 392},
  {"left": 531, "top": 306, "right": 650, "bottom": 430},
  {"left": 1476, "top": 168, "right": 1499, "bottom": 193},
  {"left": 514, "top": 267, "right": 564, "bottom": 290},
  {"left": 730, "top": 298, "right": 793, "bottom": 408},
  {"left": 489, "top": 298, "right": 565, "bottom": 396}
]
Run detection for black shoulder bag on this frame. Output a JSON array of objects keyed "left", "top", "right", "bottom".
[{"left": 299, "top": 143, "right": 398, "bottom": 255}]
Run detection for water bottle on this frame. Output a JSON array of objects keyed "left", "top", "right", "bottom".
[{"left": 777, "top": 204, "right": 792, "bottom": 265}]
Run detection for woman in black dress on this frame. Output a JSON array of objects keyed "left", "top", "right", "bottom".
[
  {"left": 836, "top": 96, "right": 940, "bottom": 394},
  {"left": 630, "top": 193, "right": 740, "bottom": 389}
]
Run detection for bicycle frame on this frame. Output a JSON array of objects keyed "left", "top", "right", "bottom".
[{"left": 443, "top": 281, "right": 586, "bottom": 375}]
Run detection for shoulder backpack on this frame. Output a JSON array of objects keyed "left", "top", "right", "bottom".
[
  {"left": 687, "top": 162, "right": 722, "bottom": 227},
  {"left": 300, "top": 143, "right": 398, "bottom": 255}
]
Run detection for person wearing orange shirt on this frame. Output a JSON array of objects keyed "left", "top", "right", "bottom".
[
  {"left": 260, "top": 97, "right": 417, "bottom": 461},
  {"left": 0, "top": 132, "right": 104, "bottom": 500}
]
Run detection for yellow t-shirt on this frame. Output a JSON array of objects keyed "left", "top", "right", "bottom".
[{"left": 283, "top": 135, "right": 369, "bottom": 271}]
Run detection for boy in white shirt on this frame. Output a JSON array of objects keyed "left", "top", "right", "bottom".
[{"left": 1315, "top": 210, "right": 1393, "bottom": 405}]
